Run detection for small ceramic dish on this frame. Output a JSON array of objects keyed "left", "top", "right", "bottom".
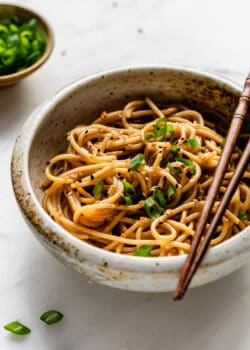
[
  {"left": 11, "top": 65, "right": 250, "bottom": 292},
  {"left": 0, "top": 3, "right": 53, "bottom": 86}
]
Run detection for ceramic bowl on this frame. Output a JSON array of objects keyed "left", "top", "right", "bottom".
[
  {"left": 0, "top": 3, "right": 53, "bottom": 86},
  {"left": 11, "top": 65, "right": 250, "bottom": 292}
]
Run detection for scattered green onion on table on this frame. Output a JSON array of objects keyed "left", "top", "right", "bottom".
[
  {"left": 40, "top": 310, "right": 64, "bottom": 325},
  {"left": 4, "top": 321, "right": 31, "bottom": 335},
  {"left": 3, "top": 310, "right": 63, "bottom": 335},
  {"left": 0, "top": 16, "right": 46, "bottom": 75}
]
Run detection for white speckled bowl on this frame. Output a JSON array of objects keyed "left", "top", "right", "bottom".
[{"left": 11, "top": 66, "right": 250, "bottom": 292}]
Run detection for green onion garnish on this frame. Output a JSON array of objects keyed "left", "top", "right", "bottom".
[
  {"left": 162, "top": 146, "right": 179, "bottom": 167},
  {"left": 40, "top": 310, "right": 64, "bottom": 325},
  {"left": 166, "top": 124, "right": 175, "bottom": 141},
  {"left": 123, "top": 196, "right": 133, "bottom": 205},
  {"left": 144, "top": 196, "right": 163, "bottom": 219},
  {"left": 145, "top": 118, "right": 175, "bottom": 142},
  {"left": 170, "top": 145, "right": 179, "bottom": 155},
  {"left": 93, "top": 178, "right": 104, "bottom": 197},
  {"left": 238, "top": 211, "right": 247, "bottom": 220},
  {"left": 0, "top": 16, "right": 47, "bottom": 76},
  {"left": 130, "top": 153, "right": 145, "bottom": 171},
  {"left": 152, "top": 117, "right": 167, "bottom": 141},
  {"left": 122, "top": 180, "right": 136, "bottom": 205},
  {"left": 135, "top": 245, "right": 153, "bottom": 257},
  {"left": 123, "top": 180, "right": 136, "bottom": 196},
  {"left": 153, "top": 188, "right": 167, "bottom": 208},
  {"left": 4, "top": 321, "right": 31, "bottom": 335},
  {"left": 167, "top": 184, "right": 176, "bottom": 201},
  {"left": 168, "top": 163, "right": 181, "bottom": 176},
  {"left": 175, "top": 157, "right": 196, "bottom": 175},
  {"left": 186, "top": 138, "right": 201, "bottom": 149}
]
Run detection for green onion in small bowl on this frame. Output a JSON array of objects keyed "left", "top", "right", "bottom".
[{"left": 0, "top": 4, "right": 53, "bottom": 86}]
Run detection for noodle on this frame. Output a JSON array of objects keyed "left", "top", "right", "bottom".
[{"left": 42, "top": 98, "right": 250, "bottom": 256}]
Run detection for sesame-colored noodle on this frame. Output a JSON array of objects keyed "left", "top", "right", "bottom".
[{"left": 42, "top": 98, "right": 250, "bottom": 256}]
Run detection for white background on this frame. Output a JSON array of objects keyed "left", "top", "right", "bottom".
[{"left": 0, "top": 0, "right": 250, "bottom": 349}]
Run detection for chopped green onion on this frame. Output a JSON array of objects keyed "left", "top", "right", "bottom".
[
  {"left": 135, "top": 245, "right": 153, "bottom": 257},
  {"left": 168, "top": 163, "right": 181, "bottom": 176},
  {"left": 175, "top": 157, "right": 196, "bottom": 175},
  {"left": 123, "top": 196, "right": 133, "bottom": 205},
  {"left": 166, "top": 124, "right": 175, "bottom": 141},
  {"left": 170, "top": 145, "right": 179, "bottom": 155},
  {"left": 122, "top": 180, "right": 136, "bottom": 205},
  {"left": 123, "top": 180, "right": 136, "bottom": 196},
  {"left": 186, "top": 138, "right": 201, "bottom": 149},
  {"left": 162, "top": 146, "right": 179, "bottom": 167},
  {"left": 145, "top": 118, "right": 175, "bottom": 143},
  {"left": 0, "top": 16, "right": 47, "bottom": 76},
  {"left": 144, "top": 196, "right": 163, "bottom": 219},
  {"left": 153, "top": 188, "right": 167, "bottom": 208},
  {"left": 238, "top": 211, "right": 247, "bottom": 220},
  {"left": 9, "top": 23, "right": 18, "bottom": 33},
  {"left": 4, "top": 321, "right": 31, "bottom": 335},
  {"left": 167, "top": 184, "right": 176, "bottom": 201},
  {"left": 40, "top": 310, "right": 64, "bottom": 325},
  {"left": 93, "top": 178, "right": 104, "bottom": 197},
  {"left": 152, "top": 117, "right": 167, "bottom": 141},
  {"left": 130, "top": 153, "right": 145, "bottom": 171}
]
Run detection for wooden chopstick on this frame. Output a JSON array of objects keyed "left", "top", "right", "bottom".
[
  {"left": 174, "top": 73, "right": 250, "bottom": 300},
  {"left": 175, "top": 138, "right": 250, "bottom": 299}
]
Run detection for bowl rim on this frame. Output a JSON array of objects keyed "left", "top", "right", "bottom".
[
  {"left": 0, "top": 3, "right": 54, "bottom": 83},
  {"left": 11, "top": 64, "right": 250, "bottom": 273}
]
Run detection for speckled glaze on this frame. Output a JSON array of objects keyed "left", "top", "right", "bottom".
[{"left": 11, "top": 66, "right": 250, "bottom": 292}]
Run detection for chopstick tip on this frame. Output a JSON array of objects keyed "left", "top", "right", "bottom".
[{"left": 173, "top": 288, "right": 184, "bottom": 301}]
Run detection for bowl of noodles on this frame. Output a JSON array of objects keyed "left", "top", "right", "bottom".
[{"left": 11, "top": 65, "right": 250, "bottom": 292}]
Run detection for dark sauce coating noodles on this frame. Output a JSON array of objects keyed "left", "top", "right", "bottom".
[{"left": 43, "top": 98, "right": 250, "bottom": 257}]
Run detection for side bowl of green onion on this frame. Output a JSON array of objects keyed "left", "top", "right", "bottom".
[{"left": 0, "top": 3, "right": 53, "bottom": 86}]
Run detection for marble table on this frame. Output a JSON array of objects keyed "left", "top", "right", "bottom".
[{"left": 0, "top": 0, "right": 250, "bottom": 349}]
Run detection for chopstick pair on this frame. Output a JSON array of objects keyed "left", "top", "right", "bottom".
[{"left": 174, "top": 73, "right": 250, "bottom": 300}]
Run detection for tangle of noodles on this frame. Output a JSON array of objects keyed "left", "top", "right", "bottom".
[{"left": 43, "top": 98, "right": 250, "bottom": 257}]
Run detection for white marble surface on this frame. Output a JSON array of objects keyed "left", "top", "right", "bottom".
[{"left": 0, "top": 0, "right": 250, "bottom": 349}]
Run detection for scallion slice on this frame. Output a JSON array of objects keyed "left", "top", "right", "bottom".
[
  {"left": 123, "top": 196, "right": 133, "bottom": 205},
  {"left": 168, "top": 163, "right": 181, "bottom": 176},
  {"left": 152, "top": 117, "right": 167, "bottom": 141},
  {"left": 93, "top": 178, "right": 104, "bottom": 197},
  {"left": 170, "top": 145, "right": 179, "bottom": 155},
  {"left": 167, "top": 184, "right": 176, "bottom": 201},
  {"left": 123, "top": 180, "right": 136, "bottom": 196},
  {"left": 130, "top": 153, "right": 145, "bottom": 171},
  {"left": 153, "top": 188, "right": 167, "bottom": 208},
  {"left": 166, "top": 124, "right": 175, "bottom": 141},
  {"left": 186, "top": 138, "right": 201, "bottom": 149},
  {"left": 135, "top": 245, "right": 153, "bottom": 257},
  {"left": 238, "top": 211, "right": 247, "bottom": 220},
  {"left": 175, "top": 157, "right": 196, "bottom": 175},
  {"left": 40, "top": 310, "right": 64, "bottom": 325},
  {"left": 122, "top": 180, "right": 136, "bottom": 205},
  {"left": 4, "top": 321, "right": 31, "bottom": 335},
  {"left": 144, "top": 196, "right": 163, "bottom": 219}
]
